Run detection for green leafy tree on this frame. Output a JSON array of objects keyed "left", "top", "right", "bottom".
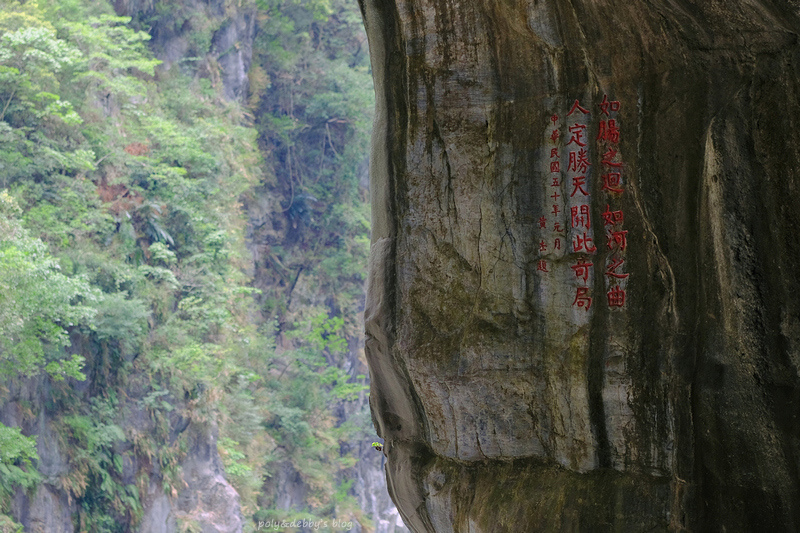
[
  {"left": 0, "top": 191, "right": 96, "bottom": 379},
  {"left": 0, "top": 424, "right": 40, "bottom": 507},
  {"left": 0, "top": 25, "right": 81, "bottom": 124}
]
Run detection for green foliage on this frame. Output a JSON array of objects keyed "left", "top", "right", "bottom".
[
  {"left": 0, "top": 424, "right": 40, "bottom": 506},
  {"left": 0, "top": 514, "right": 23, "bottom": 533},
  {"left": 216, "top": 0, "right": 375, "bottom": 525},
  {"left": 252, "top": 0, "right": 373, "bottom": 329},
  {"left": 218, "top": 437, "right": 252, "bottom": 478},
  {"left": 298, "top": 312, "right": 347, "bottom": 354},
  {"left": 0, "top": 2, "right": 87, "bottom": 188},
  {"left": 93, "top": 292, "right": 149, "bottom": 353},
  {"left": 61, "top": 397, "right": 141, "bottom": 531},
  {"left": 0, "top": 0, "right": 263, "bottom": 525},
  {"left": 0, "top": 25, "right": 82, "bottom": 124},
  {"left": 150, "top": 342, "right": 225, "bottom": 394},
  {"left": 0, "top": 190, "right": 96, "bottom": 379},
  {"left": 0, "top": 0, "right": 376, "bottom": 529}
]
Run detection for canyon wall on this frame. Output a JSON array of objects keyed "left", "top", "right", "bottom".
[{"left": 360, "top": 0, "right": 800, "bottom": 530}]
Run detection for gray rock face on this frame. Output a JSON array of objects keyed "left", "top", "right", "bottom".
[
  {"left": 359, "top": 0, "right": 800, "bottom": 530},
  {"left": 353, "top": 431, "right": 410, "bottom": 533},
  {"left": 2, "top": 378, "right": 77, "bottom": 532},
  {"left": 115, "top": 0, "right": 255, "bottom": 102},
  {"left": 174, "top": 423, "right": 244, "bottom": 533},
  {"left": 211, "top": 12, "right": 255, "bottom": 101},
  {"left": 4, "top": 384, "right": 241, "bottom": 533},
  {"left": 140, "top": 491, "right": 177, "bottom": 533},
  {"left": 20, "top": 485, "right": 74, "bottom": 533}
]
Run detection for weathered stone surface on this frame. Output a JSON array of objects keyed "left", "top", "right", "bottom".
[
  {"left": 140, "top": 490, "right": 177, "bottom": 533},
  {"left": 360, "top": 0, "right": 800, "bottom": 530},
  {"left": 114, "top": 0, "right": 255, "bottom": 102},
  {"left": 2, "top": 358, "right": 241, "bottom": 532},
  {"left": 174, "top": 422, "right": 244, "bottom": 533}
]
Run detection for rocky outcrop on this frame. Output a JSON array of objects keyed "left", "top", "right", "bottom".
[
  {"left": 2, "top": 377, "right": 75, "bottom": 533},
  {"left": 360, "top": 0, "right": 800, "bottom": 530},
  {"left": 173, "top": 423, "right": 244, "bottom": 533},
  {"left": 115, "top": 0, "right": 255, "bottom": 102},
  {"left": 3, "top": 371, "right": 243, "bottom": 533},
  {"left": 354, "top": 450, "right": 408, "bottom": 533}
]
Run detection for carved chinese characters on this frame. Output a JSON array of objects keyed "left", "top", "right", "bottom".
[
  {"left": 566, "top": 100, "right": 595, "bottom": 310},
  {"left": 598, "top": 95, "right": 628, "bottom": 308},
  {"left": 537, "top": 112, "right": 567, "bottom": 270},
  {"left": 536, "top": 95, "right": 628, "bottom": 312}
]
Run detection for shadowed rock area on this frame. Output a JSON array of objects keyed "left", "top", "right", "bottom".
[{"left": 359, "top": 0, "right": 800, "bottom": 530}]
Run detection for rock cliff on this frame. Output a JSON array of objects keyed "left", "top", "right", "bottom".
[
  {"left": 359, "top": 0, "right": 800, "bottom": 530},
  {"left": 1, "top": 1, "right": 397, "bottom": 530}
]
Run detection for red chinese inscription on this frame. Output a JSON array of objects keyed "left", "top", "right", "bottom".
[
  {"left": 572, "top": 287, "right": 592, "bottom": 310},
  {"left": 571, "top": 259, "right": 593, "bottom": 283},
  {"left": 598, "top": 94, "right": 621, "bottom": 116},
  {"left": 607, "top": 286, "right": 626, "bottom": 307},
  {"left": 601, "top": 173, "right": 624, "bottom": 194},
  {"left": 605, "top": 257, "right": 629, "bottom": 279},
  {"left": 536, "top": 98, "right": 634, "bottom": 309},
  {"left": 607, "top": 230, "right": 628, "bottom": 251},
  {"left": 601, "top": 148, "right": 623, "bottom": 168},
  {"left": 568, "top": 99, "right": 590, "bottom": 116},
  {"left": 568, "top": 149, "right": 590, "bottom": 173},
  {"left": 571, "top": 204, "right": 591, "bottom": 229},
  {"left": 601, "top": 205, "right": 624, "bottom": 226},
  {"left": 571, "top": 176, "right": 589, "bottom": 197},
  {"left": 568, "top": 124, "right": 588, "bottom": 147},
  {"left": 597, "top": 119, "right": 620, "bottom": 143},
  {"left": 573, "top": 233, "right": 597, "bottom": 254}
]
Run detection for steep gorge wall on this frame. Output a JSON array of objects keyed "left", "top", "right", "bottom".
[
  {"left": 1, "top": 2, "right": 394, "bottom": 531},
  {"left": 360, "top": 0, "right": 800, "bottom": 530},
  {"left": 3, "top": 3, "right": 254, "bottom": 530}
]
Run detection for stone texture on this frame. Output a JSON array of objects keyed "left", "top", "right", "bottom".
[
  {"left": 211, "top": 12, "right": 255, "bottom": 101},
  {"left": 174, "top": 422, "right": 244, "bottom": 533},
  {"left": 114, "top": 0, "right": 255, "bottom": 103},
  {"left": 140, "top": 490, "right": 177, "bottom": 533},
  {"left": 2, "top": 353, "right": 241, "bottom": 532},
  {"left": 359, "top": 0, "right": 800, "bottom": 530}
]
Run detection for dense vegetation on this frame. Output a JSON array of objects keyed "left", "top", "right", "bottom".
[{"left": 0, "top": 0, "right": 375, "bottom": 530}]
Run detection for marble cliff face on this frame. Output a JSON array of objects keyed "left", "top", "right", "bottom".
[{"left": 358, "top": 0, "right": 800, "bottom": 530}]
